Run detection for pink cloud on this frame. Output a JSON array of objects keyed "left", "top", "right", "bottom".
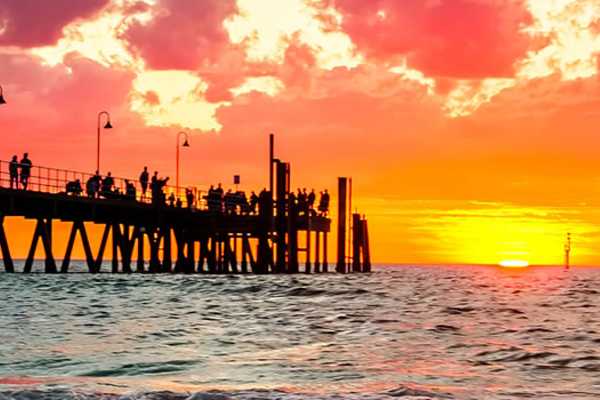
[
  {"left": 0, "top": 0, "right": 109, "bottom": 47},
  {"left": 123, "top": 0, "right": 237, "bottom": 70},
  {"left": 332, "top": 0, "right": 532, "bottom": 78}
]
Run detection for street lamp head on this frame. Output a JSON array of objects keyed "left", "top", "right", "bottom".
[
  {"left": 0, "top": 85, "right": 5, "bottom": 105},
  {"left": 182, "top": 139, "right": 190, "bottom": 147},
  {"left": 104, "top": 120, "right": 113, "bottom": 129}
]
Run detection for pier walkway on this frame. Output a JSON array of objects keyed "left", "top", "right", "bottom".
[{"left": 0, "top": 157, "right": 358, "bottom": 274}]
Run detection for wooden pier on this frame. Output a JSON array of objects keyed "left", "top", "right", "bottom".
[{"left": 0, "top": 139, "right": 371, "bottom": 274}]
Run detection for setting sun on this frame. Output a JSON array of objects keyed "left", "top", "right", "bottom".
[{"left": 499, "top": 260, "right": 530, "bottom": 268}]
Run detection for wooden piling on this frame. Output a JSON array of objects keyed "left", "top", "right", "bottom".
[
  {"left": 314, "top": 231, "right": 320, "bottom": 273},
  {"left": 0, "top": 216, "right": 14, "bottom": 273},
  {"left": 137, "top": 227, "right": 145, "bottom": 273},
  {"left": 352, "top": 213, "right": 361, "bottom": 273},
  {"left": 362, "top": 218, "right": 371, "bottom": 272},
  {"left": 323, "top": 231, "right": 328, "bottom": 272},
  {"left": 275, "top": 161, "right": 288, "bottom": 273},
  {"left": 336, "top": 177, "right": 347, "bottom": 274}
]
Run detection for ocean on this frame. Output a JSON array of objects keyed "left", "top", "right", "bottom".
[{"left": 0, "top": 265, "right": 598, "bottom": 399}]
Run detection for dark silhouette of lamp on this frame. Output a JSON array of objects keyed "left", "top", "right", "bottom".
[
  {"left": 0, "top": 85, "right": 6, "bottom": 105},
  {"left": 176, "top": 131, "right": 190, "bottom": 192},
  {"left": 97, "top": 111, "right": 113, "bottom": 172}
]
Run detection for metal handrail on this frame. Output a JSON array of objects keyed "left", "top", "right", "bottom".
[{"left": 0, "top": 159, "right": 208, "bottom": 210}]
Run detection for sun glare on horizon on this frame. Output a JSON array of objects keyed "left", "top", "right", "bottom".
[{"left": 499, "top": 260, "right": 530, "bottom": 268}]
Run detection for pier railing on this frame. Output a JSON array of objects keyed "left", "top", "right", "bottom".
[{"left": 0, "top": 160, "right": 207, "bottom": 209}]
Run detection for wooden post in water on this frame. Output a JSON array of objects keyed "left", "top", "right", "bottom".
[
  {"left": 111, "top": 223, "right": 119, "bottom": 273},
  {"left": 162, "top": 225, "right": 172, "bottom": 273},
  {"left": 337, "top": 177, "right": 347, "bottom": 274},
  {"left": 305, "top": 215, "right": 312, "bottom": 273},
  {"left": 275, "top": 160, "right": 288, "bottom": 273},
  {"left": 362, "top": 218, "right": 371, "bottom": 272},
  {"left": 257, "top": 190, "right": 273, "bottom": 274},
  {"left": 352, "top": 213, "right": 362, "bottom": 273},
  {"left": 314, "top": 231, "right": 321, "bottom": 273},
  {"left": 323, "top": 231, "right": 328, "bottom": 272},
  {"left": 137, "top": 227, "right": 145, "bottom": 273},
  {"left": 288, "top": 194, "right": 299, "bottom": 273}
]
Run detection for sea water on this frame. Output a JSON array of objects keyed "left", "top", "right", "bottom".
[{"left": 0, "top": 265, "right": 599, "bottom": 399}]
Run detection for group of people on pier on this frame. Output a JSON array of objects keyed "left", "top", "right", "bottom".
[
  {"left": 291, "top": 188, "right": 330, "bottom": 216},
  {"left": 4, "top": 154, "right": 330, "bottom": 216},
  {"left": 8, "top": 153, "right": 32, "bottom": 190}
]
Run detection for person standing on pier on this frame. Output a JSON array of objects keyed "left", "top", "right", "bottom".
[
  {"left": 101, "top": 172, "right": 114, "bottom": 196},
  {"left": 249, "top": 191, "right": 258, "bottom": 214},
  {"left": 139, "top": 166, "right": 149, "bottom": 199},
  {"left": 308, "top": 189, "right": 316, "bottom": 212},
  {"left": 19, "top": 153, "right": 32, "bottom": 190},
  {"left": 9, "top": 155, "right": 18, "bottom": 189}
]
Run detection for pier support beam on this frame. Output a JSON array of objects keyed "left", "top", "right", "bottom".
[
  {"left": 352, "top": 213, "right": 362, "bottom": 273},
  {"left": 336, "top": 177, "right": 348, "bottom": 274},
  {"left": 61, "top": 220, "right": 95, "bottom": 273},
  {"left": 314, "top": 231, "right": 320, "bottom": 273},
  {"left": 362, "top": 218, "right": 371, "bottom": 272},
  {"left": 0, "top": 216, "right": 14, "bottom": 273},
  {"left": 23, "top": 218, "right": 56, "bottom": 273},
  {"left": 323, "top": 231, "right": 328, "bottom": 273}
]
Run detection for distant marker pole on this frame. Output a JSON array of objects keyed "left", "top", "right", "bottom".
[{"left": 564, "top": 232, "right": 571, "bottom": 270}]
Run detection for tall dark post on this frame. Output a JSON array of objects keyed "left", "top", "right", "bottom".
[
  {"left": 269, "top": 133, "right": 274, "bottom": 195},
  {"left": 323, "top": 231, "right": 328, "bottom": 272},
  {"left": 314, "top": 231, "right": 320, "bottom": 273},
  {"left": 275, "top": 160, "right": 288, "bottom": 273},
  {"left": 337, "top": 177, "right": 347, "bottom": 273},
  {"left": 362, "top": 218, "right": 371, "bottom": 272},
  {"left": 162, "top": 226, "right": 172, "bottom": 272},
  {"left": 137, "top": 228, "right": 145, "bottom": 273},
  {"left": 257, "top": 190, "right": 273, "bottom": 273},
  {"left": 352, "top": 213, "right": 362, "bottom": 272},
  {"left": 288, "top": 195, "right": 299, "bottom": 273}
]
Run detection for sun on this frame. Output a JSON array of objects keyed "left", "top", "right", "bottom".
[{"left": 499, "top": 260, "right": 530, "bottom": 268}]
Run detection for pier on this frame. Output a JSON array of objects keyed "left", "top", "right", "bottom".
[{"left": 0, "top": 138, "right": 370, "bottom": 274}]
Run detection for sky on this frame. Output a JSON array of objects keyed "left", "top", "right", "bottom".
[{"left": 1, "top": 0, "right": 600, "bottom": 265}]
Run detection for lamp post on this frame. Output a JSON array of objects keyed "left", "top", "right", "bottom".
[
  {"left": 0, "top": 85, "right": 6, "bottom": 105},
  {"left": 96, "top": 111, "right": 113, "bottom": 172},
  {"left": 176, "top": 131, "right": 190, "bottom": 192}
]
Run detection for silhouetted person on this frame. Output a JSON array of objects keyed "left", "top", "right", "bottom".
[
  {"left": 125, "top": 179, "right": 136, "bottom": 200},
  {"left": 318, "top": 189, "right": 330, "bottom": 216},
  {"left": 9, "top": 155, "right": 18, "bottom": 189},
  {"left": 224, "top": 189, "right": 236, "bottom": 214},
  {"left": 151, "top": 174, "right": 169, "bottom": 206},
  {"left": 101, "top": 172, "right": 114, "bottom": 196},
  {"left": 307, "top": 189, "right": 316, "bottom": 211},
  {"left": 168, "top": 192, "right": 175, "bottom": 207},
  {"left": 176, "top": 197, "right": 183, "bottom": 208},
  {"left": 86, "top": 171, "right": 101, "bottom": 198},
  {"left": 185, "top": 188, "right": 194, "bottom": 209},
  {"left": 297, "top": 188, "right": 307, "bottom": 214},
  {"left": 66, "top": 179, "right": 82, "bottom": 195},
  {"left": 19, "top": 153, "right": 32, "bottom": 190},
  {"left": 249, "top": 191, "right": 258, "bottom": 214},
  {"left": 139, "top": 166, "right": 149, "bottom": 199}
]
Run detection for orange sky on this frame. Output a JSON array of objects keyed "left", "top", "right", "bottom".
[{"left": 1, "top": 0, "right": 600, "bottom": 265}]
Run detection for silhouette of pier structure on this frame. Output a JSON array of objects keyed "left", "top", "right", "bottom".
[{"left": 0, "top": 137, "right": 371, "bottom": 274}]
